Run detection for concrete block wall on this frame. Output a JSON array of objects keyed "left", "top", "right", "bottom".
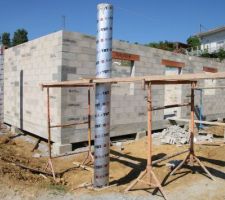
[
  {"left": 182, "top": 56, "right": 225, "bottom": 120},
  {"left": 60, "top": 31, "right": 225, "bottom": 146},
  {"left": 59, "top": 32, "right": 96, "bottom": 145},
  {"left": 4, "top": 31, "right": 63, "bottom": 142},
  {"left": 0, "top": 46, "right": 3, "bottom": 123},
  {"left": 3, "top": 30, "right": 225, "bottom": 154}
]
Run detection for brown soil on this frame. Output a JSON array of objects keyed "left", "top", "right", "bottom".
[
  {"left": 0, "top": 130, "right": 224, "bottom": 199},
  {"left": 205, "top": 125, "right": 225, "bottom": 137}
]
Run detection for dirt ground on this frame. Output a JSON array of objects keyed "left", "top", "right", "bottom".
[
  {"left": 0, "top": 129, "right": 224, "bottom": 200},
  {"left": 205, "top": 125, "right": 225, "bottom": 137}
]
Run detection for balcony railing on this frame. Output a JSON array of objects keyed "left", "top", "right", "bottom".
[{"left": 186, "top": 44, "right": 225, "bottom": 56}]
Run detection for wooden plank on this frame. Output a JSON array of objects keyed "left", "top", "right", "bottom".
[
  {"left": 112, "top": 51, "right": 140, "bottom": 61},
  {"left": 151, "top": 80, "right": 193, "bottom": 85},
  {"left": 93, "top": 72, "right": 225, "bottom": 84},
  {"left": 195, "top": 141, "right": 224, "bottom": 146},
  {"left": 152, "top": 103, "right": 190, "bottom": 111},
  {"left": 161, "top": 59, "right": 185, "bottom": 68},
  {"left": 41, "top": 80, "right": 93, "bottom": 88},
  {"left": 31, "top": 138, "right": 41, "bottom": 152},
  {"left": 168, "top": 117, "right": 225, "bottom": 126},
  {"left": 73, "top": 161, "right": 93, "bottom": 172},
  {"left": 41, "top": 72, "right": 225, "bottom": 87},
  {"left": 203, "top": 66, "right": 218, "bottom": 73}
]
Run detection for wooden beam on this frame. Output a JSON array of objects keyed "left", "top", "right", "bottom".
[
  {"left": 41, "top": 72, "right": 225, "bottom": 87},
  {"left": 161, "top": 59, "right": 185, "bottom": 68},
  {"left": 112, "top": 51, "right": 140, "bottom": 61},
  {"left": 93, "top": 72, "right": 225, "bottom": 84},
  {"left": 41, "top": 80, "right": 93, "bottom": 88},
  {"left": 150, "top": 80, "right": 194, "bottom": 85},
  {"left": 168, "top": 117, "right": 225, "bottom": 126},
  {"left": 203, "top": 66, "right": 218, "bottom": 73}
]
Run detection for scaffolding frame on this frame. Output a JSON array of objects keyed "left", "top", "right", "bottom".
[
  {"left": 42, "top": 83, "right": 94, "bottom": 179},
  {"left": 124, "top": 80, "right": 215, "bottom": 200},
  {"left": 41, "top": 71, "right": 225, "bottom": 197},
  {"left": 195, "top": 86, "right": 225, "bottom": 129}
]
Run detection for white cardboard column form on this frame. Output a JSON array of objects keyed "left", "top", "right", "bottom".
[{"left": 94, "top": 3, "right": 113, "bottom": 187}]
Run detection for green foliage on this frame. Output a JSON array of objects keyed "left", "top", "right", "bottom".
[
  {"left": 201, "top": 48, "right": 225, "bottom": 61},
  {"left": 217, "top": 48, "right": 225, "bottom": 61},
  {"left": 1, "top": 32, "right": 11, "bottom": 47},
  {"left": 12, "top": 29, "right": 28, "bottom": 46},
  {"left": 186, "top": 36, "right": 201, "bottom": 49},
  {"left": 201, "top": 50, "right": 212, "bottom": 58},
  {"left": 145, "top": 40, "right": 176, "bottom": 51}
]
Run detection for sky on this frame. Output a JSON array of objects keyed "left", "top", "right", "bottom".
[{"left": 0, "top": 0, "right": 225, "bottom": 44}]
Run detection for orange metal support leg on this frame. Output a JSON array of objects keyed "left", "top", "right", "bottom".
[
  {"left": 125, "top": 82, "right": 168, "bottom": 200},
  {"left": 83, "top": 88, "right": 94, "bottom": 165},
  {"left": 170, "top": 82, "right": 214, "bottom": 180},
  {"left": 45, "top": 87, "right": 56, "bottom": 180}
]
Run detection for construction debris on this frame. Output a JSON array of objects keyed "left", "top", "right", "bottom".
[
  {"left": 113, "top": 142, "right": 125, "bottom": 151},
  {"left": 160, "top": 125, "right": 190, "bottom": 144},
  {"left": 160, "top": 125, "right": 218, "bottom": 145},
  {"left": 32, "top": 153, "right": 41, "bottom": 158},
  {"left": 166, "top": 160, "right": 181, "bottom": 170},
  {"left": 195, "top": 133, "right": 213, "bottom": 143},
  {"left": 72, "top": 161, "right": 93, "bottom": 172}
]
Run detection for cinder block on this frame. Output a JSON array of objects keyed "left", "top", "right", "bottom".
[
  {"left": 135, "top": 130, "right": 146, "bottom": 140},
  {"left": 52, "top": 143, "right": 72, "bottom": 155}
]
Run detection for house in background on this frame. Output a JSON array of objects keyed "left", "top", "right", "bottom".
[{"left": 196, "top": 26, "right": 225, "bottom": 53}]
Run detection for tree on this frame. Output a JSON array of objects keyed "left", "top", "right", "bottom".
[
  {"left": 187, "top": 36, "right": 201, "bottom": 50},
  {"left": 1, "top": 32, "right": 11, "bottom": 47},
  {"left": 216, "top": 48, "right": 225, "bottom": 61},
  {"left": 12, "top": 29, "right": 28, "bottom": 46},
  {"left": 146, "top": 40, "right": 176, "bottom": 51}
]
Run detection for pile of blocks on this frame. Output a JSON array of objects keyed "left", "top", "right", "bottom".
[{"left": 160, "top": 125, "right": 190, "bottom": 144}]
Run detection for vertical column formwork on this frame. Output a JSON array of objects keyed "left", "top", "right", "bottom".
[
  {"left": 94, "top": 3, "right": 113, "bottom": 187},
  {"left": 0, "top": 45, "right": 4, "bottom": 124}
]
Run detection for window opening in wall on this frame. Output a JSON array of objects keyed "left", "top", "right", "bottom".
[
  {"left": 204, "top": 72, "right": 216, "bottom": 95},
  {"left": 164, "top": 66, "right": 182, "bottom": 119},
  {"left": 203, "top": 67, "right": 217, "bottom": 95},
  {"left": 217, "top": 40, "right": 225, "bottom": 49},
  {"left": 112, "top": 59, "right": 135, "bottom": 95}
]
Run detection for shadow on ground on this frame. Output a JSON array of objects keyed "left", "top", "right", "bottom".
[
  {"left": 110, "top": 149, "right": 166, "bottom": 186},
  {"left": 110, "top": 149, "right": 225, "bottom": 192}
]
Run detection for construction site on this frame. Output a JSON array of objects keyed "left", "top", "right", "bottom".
[{"left": 0, "top": 2, "right": 225, "bottom": 200}]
